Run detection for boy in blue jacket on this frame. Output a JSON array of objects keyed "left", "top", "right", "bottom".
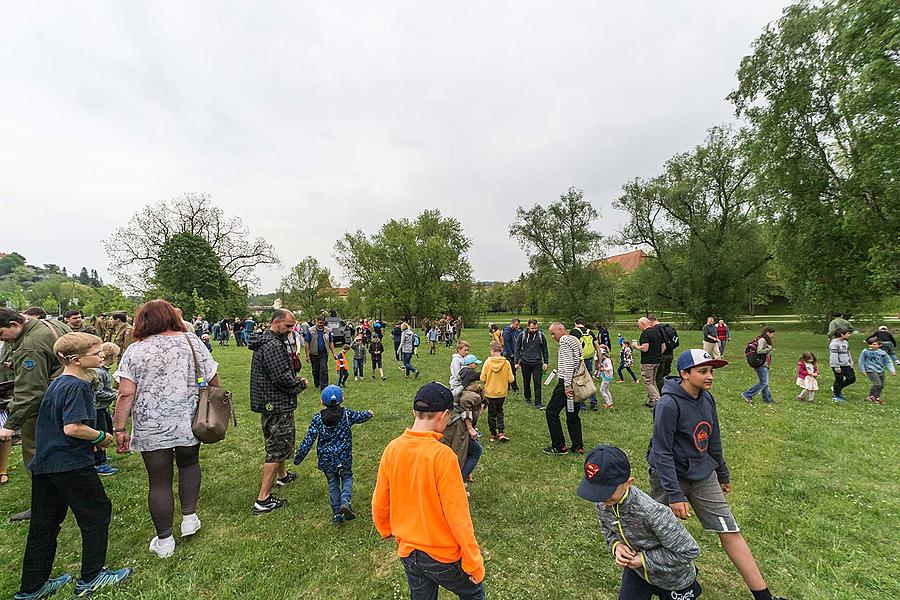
[
  {"left": 294, "top": 385, "right": 374, "bottom": 525},
  {"left": 858, "top": 337, "right": 896, "bottom": 404},
  {"left": 648, "top": 349, "right": 787, "bottom": 600}
]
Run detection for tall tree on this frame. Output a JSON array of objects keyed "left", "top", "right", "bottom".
[
  {"left": 336, "top": 210, "right": 474, "bottom": 319},
  {"left": 510, "top": 187, "right": 614, "bottom": 320},
  {"left": 105, "top": 192, "right": 279, "bottom": 293},
  {"left": 280, "top": 256, "right": 335, "bottom": 318},
  {"left": 615, "top": 126, "right": 768, "bottom": 325},
  {"left": 730, "top": 0, "right": 900, "bottom": 319}
]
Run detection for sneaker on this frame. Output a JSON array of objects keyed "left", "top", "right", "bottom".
[
  {"left": 275, "top": 471, "right": 298, "bottom": 487},
  {"left": 832, "top": 396, "right": 846, "bottom": 402},
  {"left": 180, "top": 513, "right": 201, "bottom": 537},
  {"left": 498, "top": 433, "right": 509, "bottom": 442},
  {"left": 590, "top": 405, "right": 598, "bottom": 411},
  {"left": 253, "top": 495, "right": 287, "bottom": 515},
  {"left": 543, "top": 446, "right": 569, "bottom": 455},
  {"left": 14, "top": 574, "right": 73, "bottom": 600},
  {"left": 741, "top": 394, "right": 753, "bottom": 405},
  {"left": 489, "top": 435, "right": 498, "bottom": 442},
  {"left": 535, "top": 404, "right": 545, "bottom": 410},
  {"left": 149, "top": 535, "right": 175, "bottom": 558},
  {"left": 73, "top": 568, "right": 132, "bottom": 597},
  {"left": 414, "top": 371, "right": 420, "bottom": 379},
  {"left": 332, "top": 513, "right": 344, "bottom": 526},
  {"left": 94, "top": 463, "right": 118, "bottom": 476},
  {"left": 339, "top": 502, "right": 356, "bottom": 521},
  {"left": 382, "top": 377, "right": 386, "bottom": 381},
  {"left": 572, "top": 447, "right": 585, "bottom": 455},
  {"left": 603, "top": 402, "right": 613, "bottom": 409}
]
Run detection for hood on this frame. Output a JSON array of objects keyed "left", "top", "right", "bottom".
[
  {"left": 321, "top": 405, "right": 345, "bottom": 427},
  {"left": 459, "top": 366, "right": 480, "bottom": 388},
  {"left": 248, "top": 329, "right": 279, "bottom": 350},
  {"left": 502, "top": 325, "right": 513, "bottom": 334},
  {"left": 484, "top": 356, "right": 507, "bottom": 373},
  {"left": 660, "top": 376, "right": 703, "bottom": 402}
]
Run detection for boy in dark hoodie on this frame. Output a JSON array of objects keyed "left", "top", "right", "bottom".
[
  {"left": 294, "top": 385, "right": 373, "bottom": 525},
  {"left": 648, "top": 349, "right": 787, "bottom": 600}
]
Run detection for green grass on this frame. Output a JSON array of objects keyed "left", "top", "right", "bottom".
[{"left": 1, "top": 328, "right": 898, "bottom": 599}]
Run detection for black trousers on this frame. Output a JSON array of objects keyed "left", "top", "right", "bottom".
[
  {"left": 93, "top": 408, "right": 113, "bottom": 466},
  {"left": 520, "top": 362, "right": 543, "bottom": 405},
  {"left": 545, "top": 380, "right": 583, "bottom": 451},
  {"left": 655, "top": 354, "right": 673, "bottom": 391},
  {"left": 486, "top": 397, "right": 506, "bottom": 435},
  {"left": 21, "top": 466, "right": 111, "bottom": 592},
  {"left": 619, "top": 566, "right": 702, "bottom": 599},
  {"left": 310, "top": 353, "right": 329, "bottom": 389},
  {"left": 505, "top": 356, "right": 519, "bottom": 391},
  {"left": 832, "top": 366, "right": 856, "bottom": 397}
]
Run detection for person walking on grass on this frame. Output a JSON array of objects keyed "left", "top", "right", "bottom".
[
  {"left": 400, "top": 322, "right": 419, "bottom": 379},
  {"left": 351, "top": 334, "right": 367, "bottom": 381},
  {"left": 869, "top": 325, "right": 899, "bottom": 365},
  {"left": 572, "top": 318, "right": 601, "bottom": 411},
  {"left": 369, "top": 334, "right": 386, "bottom": 381},
  {"left": 616, "top": 340, "right": 638, "bottom": 384},
  {"left": 795, "top": 352, "right": 819, "bottom": 403},
  {"left": 829, "top": 328, "right": 855, "bottom": 402},
  {"left": 501, "top": 319, "right": 521, "bottom": 392},
  {"left": 858, "top": 337, "right": 896, "bottom": 405},
  {"left": 649, "top": 349, "right": 788, "bottom": 600},
  {"left": 515, "top": 319, "right": 549, "bottom": 410},
  {"left": 449, "top": 340, "right": 470, "bottom": 397},
  {"left": 294, "top": 385, "right": 373, "bottom": 526},
  {"left": 248, "top": 309, "right": 309, "bottom": 515},
  {"left": 597, "top": 346, "right": 614, "bottom": 408},
  {"left": 717, "top": 318, "right": 730, "bottom": 358},
  {"left": 442, "top": 361, "right": 485, "bottom": 489},
  {"left": 305, "top": 316, "right": 335, "bottom": 390},
  {"left": 427, "top": 325, "right": 439, "bottom": 355},
  {"left": 636, "top": 317, "right": 665, "bottom": 408},
  {"left": 702, "top": 316, "right": 722, "bottom": 360},
  {"left": 372, "top": 383, "right": 485, "bottom": 600},
  {"left": 741, "top": 327, "right": 776, "bottom": 405},
  {"left": 480, "top": 341, "right": 514, "bottom": 442},
  {"left": 14, "top": 332, "right": 133, "bottom": 600},
  {"left": 335, "top": 344, "right": 350, "bottom": 387},
  {"left": 544, "top": 322, "right": 584, "bottom": 456}
]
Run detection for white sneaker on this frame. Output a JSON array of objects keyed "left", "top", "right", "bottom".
[
  {"left": 181, "top": 513, "right": 201, "bottom": 537},
  {"left": 149, "top": 535, "right": 176, "bottom": 558}
]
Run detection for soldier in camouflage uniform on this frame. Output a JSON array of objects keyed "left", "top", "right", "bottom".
[
  {"left": 108, "top": 312, "right": 133, "bottom": 354},
  {"left": 0, "top": 308, "right": 72, "bottom": 521},
  {"left": 63, "top": 310, "right": 98, "bottom": 336}
]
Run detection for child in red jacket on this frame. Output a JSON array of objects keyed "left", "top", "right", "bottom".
[{"left": 796, "top": 352, "right": 819, "bottom": 402}]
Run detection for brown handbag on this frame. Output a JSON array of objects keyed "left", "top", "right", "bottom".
[{"left": 184, "top": 334, "right": 236, "bottom": 444}]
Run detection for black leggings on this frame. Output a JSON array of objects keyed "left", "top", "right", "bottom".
[
  {"left": 141, "top": 445, "right": 201, "bottom": 539},
  {"left": 617, "top": 363, "right": 637, "bottom": 381}
]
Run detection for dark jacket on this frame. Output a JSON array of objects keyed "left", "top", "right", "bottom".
[
  {"left": 597, "top": 327, "right": 611, "bottom": 350},
  {"left": 248, "top": 329, "right": 307, "bottom": 414},
  {"left": 294, "top": 406, "right": 373, "bottom": 472},
  {"left": 648, "top": 377, "right": 730, "bottom": 504},
  {"left": 501, "top": 325, "right": 521, "bottom": 358},
  {"left": 515, "top": 329, "right": 549, "bottom": 365}
]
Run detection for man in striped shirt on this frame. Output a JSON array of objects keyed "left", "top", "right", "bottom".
[{"left": 544, "top": 322, "right": 584, "bottom": 455}]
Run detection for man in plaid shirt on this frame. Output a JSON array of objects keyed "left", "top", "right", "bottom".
[{"left": 248, "top": 309, "right": 309, "bottom": 514}]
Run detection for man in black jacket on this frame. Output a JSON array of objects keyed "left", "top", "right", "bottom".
[
  {"left": 515, "top": 319, "right": 549, "bottom": 409},
  {"left": 249, "top": 309, "right": 309, "bottom": 514}
]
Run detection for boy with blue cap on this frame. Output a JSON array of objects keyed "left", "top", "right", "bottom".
[
  {"left": 577, "top": 444, "right": 702, "bottom": 599},
  {"left": 648, "top": 350, "right": 787, "bottom": 600},
  {"left": 294, "top": 384, "right": 373, "bottom": 525}
]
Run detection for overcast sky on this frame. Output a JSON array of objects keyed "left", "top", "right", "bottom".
[{"left": 1, "top": 1, "right": 789, "bottom": 292}]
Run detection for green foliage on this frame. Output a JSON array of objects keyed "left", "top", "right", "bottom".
[
  {"left": 27, "top": 275, "right": 95, "bottom": 314},
  {"left": 336, "top": 210, "right": 475, "bottom": 320},
  {"left": 730, "top": 0, "right": 900, "bottom": 319},
  {"left": 0, "top": 252, "right": 25, "bottom": 277},
  {"left": 280, "top": 256, "right": 335, "bottom": 319},
  {"left": 81, "top": 285, "right": 135, "bottom": 316},
  {"left": 616, "top": 126, "right": 769, "bottom": 326},
  {"left": 40, "top": 295, "right": 59, "bottom": 315}
]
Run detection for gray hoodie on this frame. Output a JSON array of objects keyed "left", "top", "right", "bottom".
[{"left": 597, "top": 486, "right": 700, "bottom": 590}]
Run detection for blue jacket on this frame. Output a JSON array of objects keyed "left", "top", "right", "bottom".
[
  {"left": 294, "top": 406, "right": 373, "bottom": 472},
  {"left": 502, "top": 325, "right": 521, "bottom": 358},
  {"left": 858, "top": 349, "right": 896, "bottom": 374},
  {"left": 648, "top": 377, "right": 729, "bottom": 504}
]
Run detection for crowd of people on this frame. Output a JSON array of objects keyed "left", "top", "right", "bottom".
[{"left": 0, "top": 301, "right": 895, "bottom": 599}]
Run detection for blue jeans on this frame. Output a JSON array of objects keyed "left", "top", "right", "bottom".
[
  {"left": 744, "top": 366, "right": 773, "bottom": 403},
  {"left": 324, "top": 468, "right": 353, "bottom": 514},
  {"left": 353, "top": 359, "right": 364, "bottom": 378},
  {"left": 401, "top": 549, "right": 484, "bottom": 600},
  {"left": 461, "top": 437, "right": 482, "bottom": 481},
  {"left": 402, "top": 352, "right": 418, "bottom": 375}
]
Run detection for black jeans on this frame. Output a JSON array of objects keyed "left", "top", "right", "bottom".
[
  {"left": 520, "top": 363, "right": 543, "bottom": 406},
  {"left": 486, "top": 397, "right": 506, "bottom": 435},
  {"left": 545, "top": 380, "right": 583, "bottom": 451},
  {"left": 617, "top": 363, "right": 637, "bottom": 381},
  {"left": 401, "top": 549, "right": 484, "bottom": 600},
  {"left": 505, "top": 356, "right": 518, "bottom": 391},
  {"left": 93, "top": 408, "right": 113, "bottom": 466},
  {"left": 832, "top": 366, "right": 856, "bottom": 397},
  {"left": 655, "top": 354, "right": 673, "bottom": 392},
  {"left": 309, "top": 353, "right": 329, "bottom": 389},
  {"left": 618, "top": 565, "right": 702, "bottom": 599},
  {"left": 21, "top": 467, "right": 111, "bottom": 592}
]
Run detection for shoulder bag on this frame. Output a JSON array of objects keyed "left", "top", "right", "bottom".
[
  {"left": 571, "top": 359, "right": 596, "bottom": 401},
  {"left": 184, "top": 333, "right": 236, "bottom": 444}
]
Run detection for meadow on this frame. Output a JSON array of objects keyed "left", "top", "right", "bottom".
[{"left": 1, "top": 325, "right": 898, "bottom": 599}]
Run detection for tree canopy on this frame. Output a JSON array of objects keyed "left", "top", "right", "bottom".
[{"left": 280, "top": 256, "right": 336, "bottom": 317}]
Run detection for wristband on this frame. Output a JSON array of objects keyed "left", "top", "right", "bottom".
[
  {"left": 92, "top": 430, "right": 106, "bottom": 445},
  {"left": 113, "top": 427, "right": 127, "bottom": 432}
]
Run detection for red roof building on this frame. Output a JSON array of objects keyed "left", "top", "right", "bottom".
[{"left": 599, "top": 249, "right": 647, "bottom": 273}]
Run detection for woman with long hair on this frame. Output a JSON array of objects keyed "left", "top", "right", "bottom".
[{"left": 742, "top": 326, "right": 776, "bottom": 404}]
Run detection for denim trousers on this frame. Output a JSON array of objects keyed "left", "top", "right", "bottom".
[
  {"left": 353, "top": 358, "right": 364, "bottom": 378},
  {"left": 324, "top": 468, "right": 353, "bottom": 513},
  {"left": 401, "top": 549, "right": 484, "bottom": 600},
  {"left": 402, "top": 352, "right": 418, "bottom": 375},
  {"left": 461, "top": 437, "right": 482, "bottom": 481},
  {"left": 744, "top": 366, "right": 773, "bottom": 403}
]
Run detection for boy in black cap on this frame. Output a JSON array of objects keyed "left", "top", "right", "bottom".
[
  {"left": 578, "top": 445, "right": 702, "bottom": 599},
  {"left": 648, "top": 350, "right": 787, "bottom": 600}
]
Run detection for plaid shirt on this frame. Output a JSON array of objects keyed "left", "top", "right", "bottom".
[{"left": 249, "top": 329, "right": 307, "bottom": 414}]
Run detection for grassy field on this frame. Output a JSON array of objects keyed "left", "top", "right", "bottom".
[{"left": 1, "top": 326, "right": 898, "bottom": 599}]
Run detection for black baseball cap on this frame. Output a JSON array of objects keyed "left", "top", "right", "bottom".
[
  {"left": 413, "top": 382, "right": 454, "bottom": 413},
  {"left": 576, "top": 445, "right": 631, "bottom": 503}
]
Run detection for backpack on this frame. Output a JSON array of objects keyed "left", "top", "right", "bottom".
[
  {"left": 745, "top": 339, "right": 766, "bottom": 368},
  {"left": 413, "top": 333, "right": 420, "bottom": 347},
  {"left": 659, "top": 323, "right": 679, "bottom": 352},
  {"left": 576, "top": 328, "right": 596, "bottom": 359}
]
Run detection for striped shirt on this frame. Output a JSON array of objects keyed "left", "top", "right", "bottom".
[
  {"left": 557, "top": 334, "right": 583, "bottom": 387},
  {"left": 829, "top": 338, "right": 852, "bottom": 368}
]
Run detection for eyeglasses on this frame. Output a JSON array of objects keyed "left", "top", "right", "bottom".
[{"left": 82, "top": 350, "right": 104, "bottom": 358}]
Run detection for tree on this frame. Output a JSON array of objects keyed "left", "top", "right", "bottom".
[
  {"left": 105, "top": 192, "right": 279, "bottom": 292},
  {"left": 28, "top": 276, "right": 94, "bottom": 314},
  {"left": 336, "top": 210, "right": 474, "bottom": 320},
  {"left": 0, "top": 252, "right": 25, "bottom": 277},
  {"left": 730, "top": 0, "right": 900, "bottom": 319},
  {"left": 41, "top": 295, "right": 59, "bottom": 315},
  {"left": 615, "top": 126, "right": 768, "bottom": 325},
  {"left": 81, "top": 285, "right": 135, "bottom": 316},
  {"left": 510, "top": 187, "right": 614, "bottom": 320},
  {"left": 77, "top": 267, "right": 90, "bottom": 285},
  {"left": 280, "top": 256, "right": 335, "bottom": 318}
]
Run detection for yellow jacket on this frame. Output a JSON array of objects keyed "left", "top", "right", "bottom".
[{"left": 480, "top": 355, "right": 514, "bottom": 398}]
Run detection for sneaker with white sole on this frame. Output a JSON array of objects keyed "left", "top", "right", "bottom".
[
  {"left": 74, "top": 568, "right": 132, "bottom": 597},
  {"left": 275, "top": 471, "right": 298, "bottom": 487},
  {"left": 14, "top": 574, "right": 72, "bottom": 600},
  {"left": 253, "top": 495, "right": 287, "bottom": 514},
  {"left": 180, "top": 513, "right": 201, "bottom": 537},
  {"left": 149, "top": 535, "right": 175, "bottom": 558}
]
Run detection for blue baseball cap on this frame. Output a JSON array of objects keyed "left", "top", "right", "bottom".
[
  {"left": 576, "top": 445, "right": 631, "bottom": 503},
  {"left": 413, "top": 382, "right": 454, "bottom": 413},
  {"left": 321, "top": 385, "right": 343, "bottom": 406},
  {"left": 462, "top": 354, "right": 482, "bottom": 365},
  {"left": 676, "top": 349, "right": 728, "bottom": 372}
]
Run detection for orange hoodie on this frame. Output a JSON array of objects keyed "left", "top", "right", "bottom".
[
  {"left": 372, "top": 429, "right": 485, "bottom": 583},
  {"left": 480, "top": 355, "right": 514, "bottom": 399}
]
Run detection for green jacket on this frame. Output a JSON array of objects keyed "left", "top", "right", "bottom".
[{"left": 5, "top": 318, "right": 71, "bottom": 430}]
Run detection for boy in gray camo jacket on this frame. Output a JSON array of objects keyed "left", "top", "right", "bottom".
[{"left": 577, "top": 444, "right": 702, "bottom": 600}]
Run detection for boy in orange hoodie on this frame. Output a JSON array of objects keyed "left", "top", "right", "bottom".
[
  {"left": 480, "top": 341, "right": 514, "bottom": 441},
  {"left": 372, "top": 383, "right": 485, "bottom": 600}
]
